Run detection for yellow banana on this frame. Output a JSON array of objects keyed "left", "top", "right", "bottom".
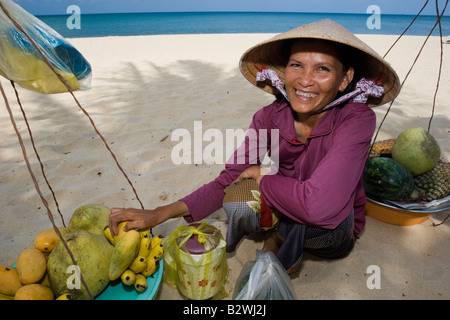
[
  {"left": 103, "top": 225, "right": 115, "bottom": 245},
  {"left": 150, "top": 235, "right": 163, "bottom": 249},
  {"left": 139, "top": 228, "right": 150, "bottom": 239},
  {"left": 108, "top": 229, "right": 141, "bottom": 281},
  {"left": 113, "top": 221, "right": 128, "bottom": 243},
  {"left": 141, "top": 257, "right": 158, "bottom": 277},
  {"left": 0, "top": 293, "right": 14, "bottom": 300},
  {"left": 128, "top": 256, "right": 147, "bottom": 274},
  {"left": 134, "top": 274, "right": 147, "bottom": 292},
  {"left": 138, "top": 236, "right": 151, "bottom": 257},
  {"left": 148, "top": 244, "right": 164, "bottom": 261},
  {"left": 120, "top": 269, "right": 136, "bottom": 286},
  {"left": 56, "top": 293, "right": 72, "bottom": 300}
]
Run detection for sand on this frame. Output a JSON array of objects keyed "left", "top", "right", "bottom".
[{"left": 0, "top": 33, "right": 449, "bottom": 300}]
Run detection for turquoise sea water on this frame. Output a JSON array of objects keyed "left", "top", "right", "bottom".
[{"left": 37, "top": 12, "right": 450, "bottom": 38}]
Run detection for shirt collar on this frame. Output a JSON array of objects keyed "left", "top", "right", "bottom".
[{"left": 271, "top": 100, "right": 337, "bottom": 143}]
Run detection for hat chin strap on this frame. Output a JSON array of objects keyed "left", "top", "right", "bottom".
[
  {"left": 256, "top": 68, "right": 384, "bottom": 113},
  {"left": 256, "top": 68, "right": 289, "bottom": 101},
  {"left": 316, "top": 78, "right": 384, "bottom": 113}
]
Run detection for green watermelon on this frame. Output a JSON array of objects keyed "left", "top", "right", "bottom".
[{"left": 363, "top": 157, "right": 415, "bottom": 201}]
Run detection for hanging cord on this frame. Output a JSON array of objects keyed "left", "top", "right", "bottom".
[
  {"left": 430, "top": 0, "right": 450, "bottom": 228},
  {"left": 0, "top": 2, "right": 148, "bottom": 299},
  {"left": 0, "top": 80, "right": 93, "bottom": 300},
  {"left": 0, "top": 2, "right": 145, "bottom": 211},
  {"left": 0, "top": 1, "right": 93, "bottom": 299},
  {"left": 10, "top": 81, "right": 66, "bottom": 227},
  {"left": 428, "top": 0, "right": 446, "bottom": 132},
  {"left": 383, "top": 0, "right": 430, "bottom": 58},
  {"left": 370, "top": 0, "right": 448, "bottom": 150}
]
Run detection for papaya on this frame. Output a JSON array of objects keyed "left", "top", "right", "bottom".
[
  {"left": 47, "top": 230, "right": 113, "bottom": 300},
  {"left": 16, "top": 248, "right": 47, "bottom": 284},
  {"left": 68, "top": 204, "right": 111, "bottom": 235},
  {"left": 0, "top": 265, "right": 22, "bottom": 296},
  {"left": 34, "top": 227, "right": 69, "bottom": 253},
  {"left": 14, "top": 283, "right": 54, "bottom": 300}
]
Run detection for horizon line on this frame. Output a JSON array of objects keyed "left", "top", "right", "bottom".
[{"left": 36, "top": 10, "right": 449, "bottom": 17}]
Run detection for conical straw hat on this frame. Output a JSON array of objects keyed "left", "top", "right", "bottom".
[{"left": 239, "top": 19, "right": 401, "bottom": 107}]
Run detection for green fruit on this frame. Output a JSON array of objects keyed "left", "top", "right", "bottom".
[
  {"left": 391, "top": 127, "right": 441, "bottom": 176},
  {"left": 363, "top": 157, "right": 415, "bottom": 201},
  {"left": 47, "top": 230, "right": 113, "bottom": 300},
  {"left": 68, "top": 204, "right": 110, "bottom": 235}
]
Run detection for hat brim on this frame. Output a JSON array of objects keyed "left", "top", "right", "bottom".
[{"left": 239, "top": 19, "right": 401, "bottom": 107}]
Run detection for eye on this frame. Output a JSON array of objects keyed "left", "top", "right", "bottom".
[
  {"left": 317, "top": 65, "right": 331, "bottom": 72},
  {"left": 289, "top": 63, "right": 300, "bottom": 68},
  {"left": 287, "top": 60, "right": 302, "bottom": 69}
]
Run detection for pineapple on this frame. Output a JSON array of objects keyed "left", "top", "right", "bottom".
[
  {"left": 409, "top": 159, "right": 450, "bottom": 202},
  {"left": 370, "top": 139, "right": 396, "bottom": 157}
]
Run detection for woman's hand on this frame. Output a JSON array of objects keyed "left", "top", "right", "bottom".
[
  {"left": 109, "top": 208, "right": 154, "bottom": 235},
  {"left": 108, "top": 201, "right": 190, "bottom": 235},
  {"left": 232, "top": 165, "right": 268, "bottom": 185}
]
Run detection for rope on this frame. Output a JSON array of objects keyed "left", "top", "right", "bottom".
[
  {"left": 0, "top": 2, "right": 145, "bottom": 211},
  {"left": 10, "top": 81, "right": 66, "bottom": 228},
  {"left": 0, "top": 79, "right": 93, "bottom": 299},
  {"left": 383, "top": 0, "right": 430, "bottom": 59},
  {"left": 428, "top": 0, "right": 446, "bottom": 132},
  {"left": 0, "top": 1, "right": 94, "bottom": 300},
  {"left": 0, "top": 1, "right": 150, "bottom": 299},
  {"left": 370, "top": 0, "right": 448, "bottom": 151}
]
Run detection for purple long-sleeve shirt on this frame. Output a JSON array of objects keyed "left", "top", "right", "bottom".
[{"left": 180, "top": 99, "right": 376, "bottom": 235}]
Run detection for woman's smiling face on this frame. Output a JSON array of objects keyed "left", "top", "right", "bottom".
[{"left": 284, "top": 39, "right": 354, "bottom": 116}]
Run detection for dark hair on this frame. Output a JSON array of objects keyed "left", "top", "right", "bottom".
[{"left": 278, "top": 38, "right": 360, "bottom": 101}]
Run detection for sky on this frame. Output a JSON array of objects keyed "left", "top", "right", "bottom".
[{"left": 13, "top": 0, "right": 450, "bottom": 16}]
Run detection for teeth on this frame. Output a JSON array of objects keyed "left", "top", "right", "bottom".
[{"left": 295, "top": 90, "right": 316, "bottom": 98}]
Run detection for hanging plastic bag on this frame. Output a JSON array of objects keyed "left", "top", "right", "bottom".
[
  {"left": 163, "top": 221, "right": 229, "bottom": 300},
  {"left": 233, "top": 250, "right": 296, "bottom": 300},
  {"left": 0, "top": 0, "right": 92, "bottom": 94}
]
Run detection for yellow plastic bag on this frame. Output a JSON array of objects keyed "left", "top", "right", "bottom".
[
  {"left": 163, "top": 221, "right": 229, "bottom": 300},
  {"left": 0, "top": 0, "right": 91, "bottom": 94}
]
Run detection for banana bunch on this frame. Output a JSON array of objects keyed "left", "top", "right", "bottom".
[{"left": 103, "top": 224, "right": 163, "bottom": 293}]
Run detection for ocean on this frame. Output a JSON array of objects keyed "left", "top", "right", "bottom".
[{"left": 37, "top": 12, "right": 450, "bottom": 38}]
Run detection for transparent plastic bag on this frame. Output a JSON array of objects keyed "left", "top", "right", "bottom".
[
  {"left": 233, "top": 250, "right": 296, "bottom": 300},
  {"left": 0, "top": 0, "right": 91, "bottom": 94},
  {"left": 163, "top": 221, "right": 229, "bottom": 300}
]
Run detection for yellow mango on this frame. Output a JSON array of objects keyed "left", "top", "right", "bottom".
[
  {"left": 34, "top": 227, "right": 69, "bottom": 253},
  {"left": 0, "top": 42, "right": 80, "bottom": 94},
  {"left": 14, "top": 284, "right": 54, "bottom": 300},
  {"left": 0, "top": 265, "right": 22, "bottom": 296},
  {"left": 16, "top": 248, "right": 47, "bottom": 284}
]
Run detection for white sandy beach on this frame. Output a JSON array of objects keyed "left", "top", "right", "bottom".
[{"left": 0, "top": 33, "right": 449, "bottom": 300}]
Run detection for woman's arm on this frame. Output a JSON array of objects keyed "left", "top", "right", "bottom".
[{"left": 108, "top": 201, "right": 190, "bottom": 234}]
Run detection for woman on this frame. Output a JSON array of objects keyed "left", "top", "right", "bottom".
[{"left": 109, "top": 19, "right": 400, "bottom": 273}]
